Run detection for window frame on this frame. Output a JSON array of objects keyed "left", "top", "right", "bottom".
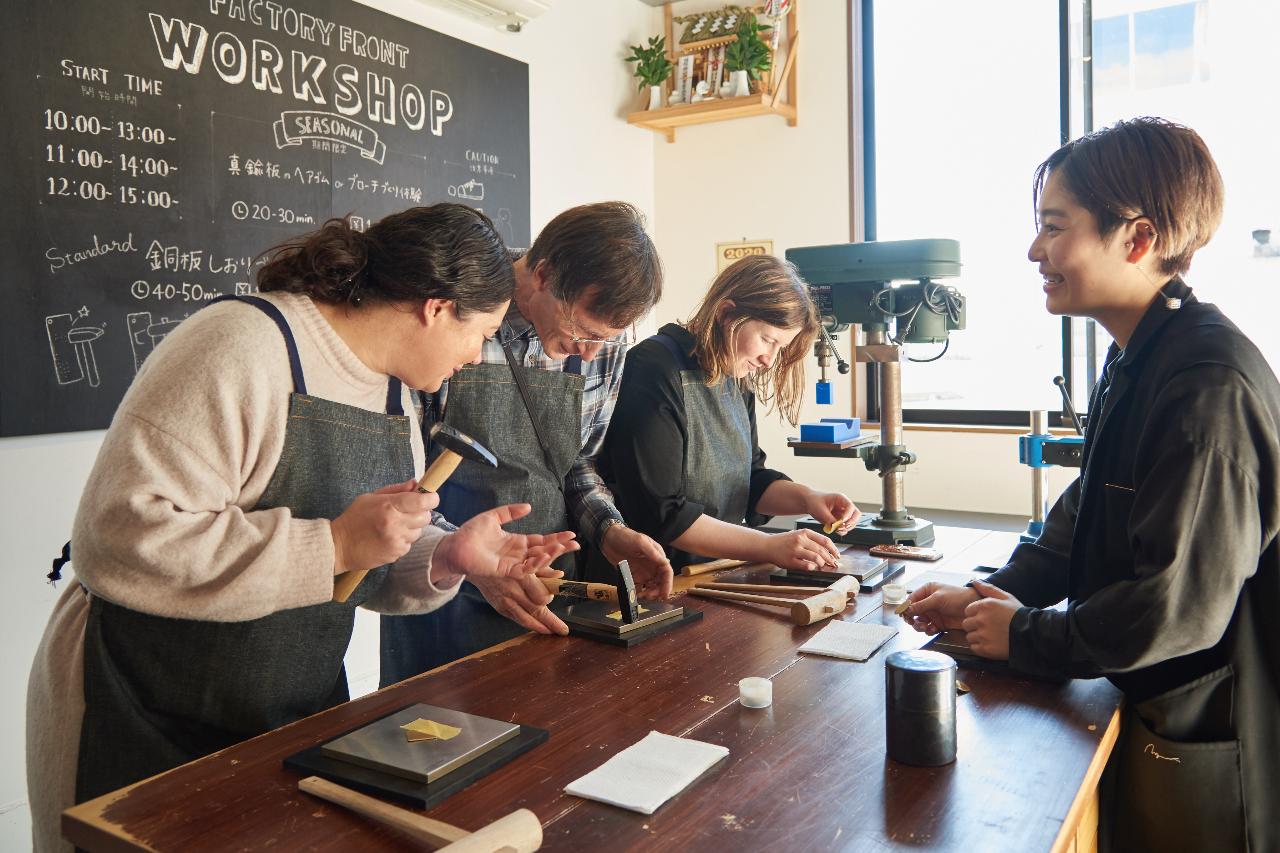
[{"left": 852, "top": 0, "right": 1097, "bottom": 430}]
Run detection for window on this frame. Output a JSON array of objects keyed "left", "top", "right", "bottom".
[
  {"left": 858, "top": 0, "right": 1278, "bottom": 425},
  {"left": 1081, "top": 0, "right": 1280, "bottom": 381},
  {"left": 865, "top": 0, "right": 1066, "bottom": 424}
]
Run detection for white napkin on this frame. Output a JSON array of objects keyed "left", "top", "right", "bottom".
[
  {"left": 564, "top": 731, "right": 729, "bottom": 815},
  {"left": 799, "top": 620, "right": 898, "bottom": 662}
]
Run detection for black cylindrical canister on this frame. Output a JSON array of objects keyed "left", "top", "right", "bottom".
[{"left": 885, "top": 649, "right": 957, "bottom": 766}]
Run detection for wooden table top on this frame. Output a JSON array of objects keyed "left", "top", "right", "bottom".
[{"left": 64, "top": 526, "right": 1122, "bottom": 853}]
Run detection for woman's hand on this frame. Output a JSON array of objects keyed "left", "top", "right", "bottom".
[
  {"left": 803, "top": 491, "right": 860, "bottom": 536},
  {"left": 960, "top": 580, "right": 1021, "bottom": 660},
  {"left": 331, "top": 478, "right": 439, "bottom": 573},
  {"left": 763, "top": 529, "right": 842, "bottom": 571},
  {"left": 901, "top": 582, "right": 980, "bottom": 634},
  {"left": 434, "top": 503, "right": 579, "bottom": 581}
]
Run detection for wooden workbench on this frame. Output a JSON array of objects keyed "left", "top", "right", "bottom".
[{"left": 63, "top": 527, "right": 1121, "bottom": 852}]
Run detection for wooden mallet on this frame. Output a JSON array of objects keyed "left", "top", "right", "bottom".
[
  {"left": 688, "top": 575, "right": 856, "bottom": 626},
  {"left": 540, "top": 560, "right": 640, "bottom": 623},
  {"left": 332, "top": 422, "right": 497, "bottom": 603},
  {"left": 299, "top": 776, "right": 541, "bottom": 851}
]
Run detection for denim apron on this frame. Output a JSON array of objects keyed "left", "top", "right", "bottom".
[
  {"left": 380, "top": 336, "right": 583, "bottom": 684},
  {"left": 651, "top": 332, "right": 753, "bottom": 569},
  {"left": 74, "top": 295, "right": 413, "bottom": 803}
]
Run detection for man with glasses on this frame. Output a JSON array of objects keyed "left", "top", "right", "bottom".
[{"left": 380, "top": 202, "right": 671, "bottom": 682}]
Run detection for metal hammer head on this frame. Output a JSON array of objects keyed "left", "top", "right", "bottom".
[
  {"left": 429, "top": 422, "right": 497, "bottom": 468},
  {"left": 616, "top": 560, "right": 639, "bottom": 624}
]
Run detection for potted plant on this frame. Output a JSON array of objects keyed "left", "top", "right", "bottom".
[
  {"left": 626, "top": 35, "right": 674, "bottom": 110},
  {"left": 724, "top": 13, "right": 772, "bottom": 97}
]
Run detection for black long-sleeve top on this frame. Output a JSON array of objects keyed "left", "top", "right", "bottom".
[
  {"left": 601, "top": 323, "right": 790, "bottom": 548},
  {"left": 984, "top": 279, "right": 1280, "bottom": 847}
]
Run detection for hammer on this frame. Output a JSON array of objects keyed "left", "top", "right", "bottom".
[
  {"left": 688, "top": 575, "right": 856, "bottom": 626},
  {"left": 332, "top": 422, "right": 498, "bottom": 603},
  {"left": 540, "top": 559, "right": 639, "bottom": 624},
  {"left": 299, "top": 776, "right": 541, "bottom": 851}
]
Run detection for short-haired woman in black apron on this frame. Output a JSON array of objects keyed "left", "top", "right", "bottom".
[
  {"left": 603, "top": 255, "right": 858, "bottom": 573},
  {"left": 26, "top": 204, "right": 578, "bottom": 853}
]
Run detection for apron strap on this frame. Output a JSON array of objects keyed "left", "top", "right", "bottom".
[
  {"left": 652, "top": 332, "right": 697, "bottom": 370},
  {"left": 210, "top": 295, "right": 401, "bottom": 415},
  {"left": 384, "top": 377, "right": 404, "bottom": 416},
  {"left": 418, "top": 389, "right": 439, "bottom": 454},
  {"left": 48, "top": 540, "right": 71, "bottom": 584},
  {"left": 500, "top": 340, "right": 568, "bottom": 491},
  {"left": 208, "top": 295, "right": 307, "bottom": 396}
]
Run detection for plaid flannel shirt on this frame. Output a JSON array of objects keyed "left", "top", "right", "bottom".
[{"left": 427, "top": 301, "right": 628, "bottom": 548}]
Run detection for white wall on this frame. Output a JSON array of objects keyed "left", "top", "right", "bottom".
[
  {"left": 0, "top": 0, "right": 659, "bottom": 846},
  {"left": 647, "top": 0, "right": 1077, "bottom": 523}
]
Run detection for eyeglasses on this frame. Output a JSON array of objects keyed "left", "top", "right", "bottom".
[{"left": 561, "top": 303, "right": 634, "bottom": 350}]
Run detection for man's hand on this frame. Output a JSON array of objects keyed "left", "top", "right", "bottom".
[
  {"left": 901, "top": 582, "right": 980, "bottom": 634},
  {"left": 961, "top": 580, "right": 1020, "bottom": 660},
  {"left": 433, "top": 504, "right": 578, "bottom": 636},
  {"left": 803, "top": 491, "right": 860, "bottom": 536},
  {"left": 470, "top": 569, "right": 570, "bottom": 636},
  {"left": 601, "top": 524, "right": 673, "bottom": 600}
]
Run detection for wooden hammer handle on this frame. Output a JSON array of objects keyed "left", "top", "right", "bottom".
[
  {"left": 541, "top": 578, "right": 618, "bottom": 602},
  {"left": 688, "top": 587, "right": 795, "bottom": 609},
  {"left": 698, "top": 582, "right": 831, "bottom": 596},
  {"left": 300, "top": 775, "right": 466, "bottom": 846},
  {"left": 682, "top": 558, "right": 748, "bottom": 577},
  {"left": 332, "top": 449, "right": 462, "bottom": 603},
  {"left": 299, "top": 776, "right": 543, "bottom": 852},
  {"left": 417, "top": 450, "right": 463, "bottom": 494}
]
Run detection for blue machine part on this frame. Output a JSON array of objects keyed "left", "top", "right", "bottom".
[
  {"left": 799, "top": 417, "right": 861, "bottom": 443},
  {"left": 1018, "top": 433, "right": 1084, "bottom": 468},
  {"left": 816, "top": 381, "right": 833, "bottom": 405},
  {"left": 1020, "top": 520, "right": 1045, "bottom": 543}
]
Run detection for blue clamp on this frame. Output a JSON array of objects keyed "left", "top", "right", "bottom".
[
  {"left": 800, "top": 417, "right": 861, "bottom": 443},
  {"left": 1018, "top": 433, "right": 1084, "bottom": 469}
]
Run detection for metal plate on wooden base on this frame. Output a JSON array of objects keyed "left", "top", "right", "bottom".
[
  {"left": 284, "top": 707, "right": 548, "bottom": 809},
  {"left": 771, "top": 562, "right": 906, "bottom": 593},
  {"left": 563, "top": 600, "right": 703, "bottom": 647}
]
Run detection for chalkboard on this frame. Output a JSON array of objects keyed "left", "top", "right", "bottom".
[{"left": 0, "top": 0, "right": 530, "bottom": 437}]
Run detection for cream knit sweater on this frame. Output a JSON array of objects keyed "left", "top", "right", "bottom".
[{"left": 27, "top": 292, "right": 459, "bottom": 852}]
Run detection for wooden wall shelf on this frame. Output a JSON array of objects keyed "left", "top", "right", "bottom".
[
  {"left": 627, "top": 92, "right": 796, "bottom": 142},
  {"left": 629, "top": 1, "right": 798, "bottom": 143}
]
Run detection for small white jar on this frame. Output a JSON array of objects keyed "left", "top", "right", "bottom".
[
  {"left": 738, "top": 677, "right": 772, "bottom": 708},
  {"left": 881, "top": 583, "right": 908, "bottom": 607}
]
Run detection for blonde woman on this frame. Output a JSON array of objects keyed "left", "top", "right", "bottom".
[{"left": 603, "top": 255, "right": 858, "bottom": 571}]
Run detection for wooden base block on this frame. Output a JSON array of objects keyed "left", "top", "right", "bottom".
[
  {"left": 564, "top": 606, "right": 704, "bottom": 647},
  {"left": 284, "top": 713, "right": 548, "bottom": 810}
]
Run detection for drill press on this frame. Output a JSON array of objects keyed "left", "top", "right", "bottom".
[{"left": 785, "top": 239, "right": 966, "bottom": 547}]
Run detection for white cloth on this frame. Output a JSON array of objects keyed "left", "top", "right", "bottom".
[
  {"left": 564, "top": 731, "right": 729, "bottom": 815},
  {"left": 798, "top": 620, "right": 898, "bottom": 662}
]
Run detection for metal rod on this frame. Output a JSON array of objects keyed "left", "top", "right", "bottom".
[
  {"left": 868, "top": 328, "right": 905, "bottom": 517},
  {"left": 1031, "top": 410, "right": 1049, "bottom": 524},
  {"left": 861, "top": 0, "right": 876, "bottom": 242}
]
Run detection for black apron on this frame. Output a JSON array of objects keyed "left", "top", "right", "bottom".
[
  {"left": 379, "top": 338, "right": 584, "bottom": 685},
  {"left": 74, "top": 295, "right": 412, "bottom": 804},
  {"left": 652, "top": 332, "right": 752, "bottom": 569}
]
